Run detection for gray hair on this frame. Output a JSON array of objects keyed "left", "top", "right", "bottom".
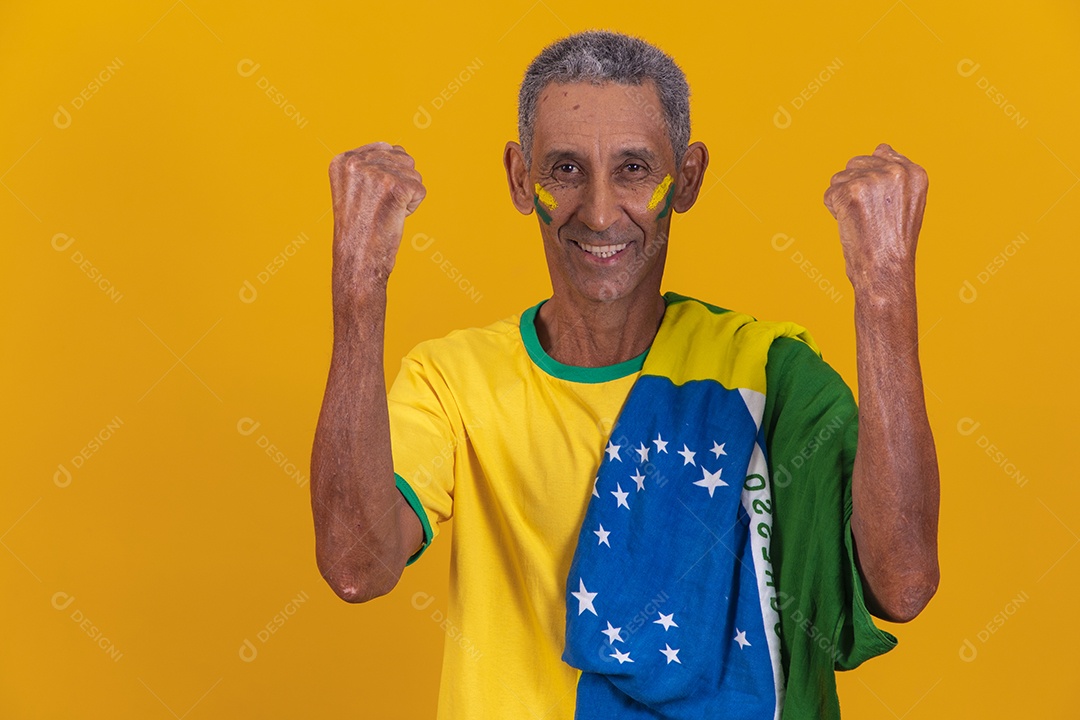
[{"left": 517, "top": 30, "right": 691, "bottom": 168}]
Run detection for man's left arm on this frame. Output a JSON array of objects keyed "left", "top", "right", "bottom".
[{"left": 824, "top": 143, "right": 941, "bottom": 623}]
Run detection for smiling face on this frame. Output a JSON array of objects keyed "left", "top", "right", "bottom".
[{"left": 504, "top": 80, "right": 707, "bottom": 306}]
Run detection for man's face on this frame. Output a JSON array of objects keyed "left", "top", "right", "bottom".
[{"left": 522, "top": 80, "right": 679, "bottom": 304}]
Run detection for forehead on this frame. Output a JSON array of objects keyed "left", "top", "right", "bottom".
[{"left": 532, "top": 80, "right": 670, "bottom": 160}]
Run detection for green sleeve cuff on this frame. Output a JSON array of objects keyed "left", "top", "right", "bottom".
[{"left": 395, "top": 473, "right": 434, "bottom": 566}]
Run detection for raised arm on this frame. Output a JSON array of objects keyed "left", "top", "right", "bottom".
[
  {"left": 310, "top": 143, "right": 426, "bottom": 603},
  {"left": 824, "top": 143, "right": 940, "bottom": 623}
]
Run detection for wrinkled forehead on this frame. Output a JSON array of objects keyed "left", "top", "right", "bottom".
[{"left": 531, "top": 80, "right": 672, "bottom": 164}]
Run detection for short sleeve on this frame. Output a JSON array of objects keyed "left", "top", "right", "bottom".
[
  {"left": 386, "top": 345, "right": 461, "bottom": 566},
  {"left": 763, "top": 337, "right": 897, "bottom": 715}
]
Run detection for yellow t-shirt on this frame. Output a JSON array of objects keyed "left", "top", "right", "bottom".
[
  {"left": 388, "top": 292, "right": 897, "bottom": 719},
  {"left": 388, "top": 297, "right": 646, "bottom": 719}
]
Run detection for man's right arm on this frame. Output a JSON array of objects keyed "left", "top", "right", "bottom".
[{"left": 310, "top": 143, "right": 426, "bottom": 604}]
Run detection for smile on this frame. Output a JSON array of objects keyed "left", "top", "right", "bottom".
[{"left": 570, "top": 239, "right": 629, "bottom": 259}]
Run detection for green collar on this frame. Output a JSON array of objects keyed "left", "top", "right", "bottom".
[{"left": 518, "top": 297, "right": 668, "bottom": 383}]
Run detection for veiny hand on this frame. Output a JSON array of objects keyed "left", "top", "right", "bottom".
[
  {"left": 329, "top": 142, "right": 426, "bottom": 289},
  {"left": 823, "top": 143, "right": 928, "bottom": 293}
]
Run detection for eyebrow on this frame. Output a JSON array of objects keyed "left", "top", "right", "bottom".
[
  {"left": 615, "top": 147, "right": 660, "bottom": 164},
  {"left": 539, "top": 146, "right": 660, "bottom": 168}
]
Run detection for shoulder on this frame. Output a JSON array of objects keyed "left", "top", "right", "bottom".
[
  {"left": 663, "top": 290, "right": 823, "bottom": 360},
  {"left": 660, "top": 293, "right": 812, "bottom": 349},
  {"left": 767, "top": 337, "right": 846, "bottom": 390},
  {"left": 403, "top": 308, "right": 525, "bottom": 368},
  {"left": 763, "top": 336, "right": 856, "bottom": 439}
]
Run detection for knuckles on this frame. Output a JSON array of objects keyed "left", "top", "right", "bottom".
[
  {"left": 831, "top": 160, "right": 928, "bottom": 199},
  {"left": 329, "top": 144, "right": 418, "bottom": 178},
  {"left": 328, "top": 145, "right": 423, "bottom": 200}
]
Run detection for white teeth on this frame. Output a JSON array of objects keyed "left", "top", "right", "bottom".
[{"left": 575, "top": 241, "right": 628, "bottom": 258}]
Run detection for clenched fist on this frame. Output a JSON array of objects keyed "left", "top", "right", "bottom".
[
  {"left": 824, "top": 143, "right": 928, "bottom": 294},
  {"left": 329, "top": 142, "right": 426, "bottom": 290}
]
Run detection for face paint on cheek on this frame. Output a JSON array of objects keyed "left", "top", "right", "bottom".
[
  {"left": 534, "top": 183, "right": 557, "bottom": 225},
  {"left": 647, "top": 174, "right": 675, "bottom": 219}
]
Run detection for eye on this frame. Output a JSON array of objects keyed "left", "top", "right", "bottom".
[
  {"left": 623, "top": 162, "right": 650, "bottom": 175},
  {"left": 556, "top": 163, "right": 579, "bottom": 175}
]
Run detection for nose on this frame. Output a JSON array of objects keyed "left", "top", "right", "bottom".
[{"left": 576, "top": 177, "right": 620, "bottom": 233}]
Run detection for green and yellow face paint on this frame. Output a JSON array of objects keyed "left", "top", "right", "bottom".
[
  {"left": 648, "top": 174, "right": 675, "bottom": 220},
  {"left": 534, "top": 183, "right": 557, "bottom": 225}
]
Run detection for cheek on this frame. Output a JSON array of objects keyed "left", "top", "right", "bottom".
[
  {"left": 534, "top": 183, "right": 557, "bottom": 225},
  {"left": 647, "top": 174, "right": 675, "bottom": 219}
]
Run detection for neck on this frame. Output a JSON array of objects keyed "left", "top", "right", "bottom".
[{"left": 535, "top": 290, "right": 667, "bottom": 368}]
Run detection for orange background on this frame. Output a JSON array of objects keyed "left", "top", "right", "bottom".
[{"left": 2, "top": 1, "right": 1076, "bottom": 717}]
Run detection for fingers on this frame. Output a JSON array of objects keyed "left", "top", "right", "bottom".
[
  {"left": 822, "top": 185, "right": 840, "bottom": 219},
  {"left": 367, "top": 142, "right": 414, "bottom": 163},
  {"left": 830, "top": 169, "right": 857, "bottom": 186},
  {"left": 405, "top": 183, "right": 427, "bottom": 215},
  {"left": 845, "top": 155, "right": 879, "bottom": 170},
  {"left": 873, "top": 143, "right": 909, "bottom": 164},
  {"left": 338, "top": 142, "right": 414, "bottom": 162},
  {"left": 846, "top": 147, "right": 907, "bottom": 171},
  {"left": 834, "top": 145, "right": 915, "bottom": 186}
]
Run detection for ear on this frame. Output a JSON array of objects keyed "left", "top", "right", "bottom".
[
  {"left": 503, "top": 141, "right": 534, "bottom": 215},
  {"left": 672, "top": 141, "right": 709, "bottom": 214}
]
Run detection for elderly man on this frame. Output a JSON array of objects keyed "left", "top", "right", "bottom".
[{"left": 310, "top": 30, "right": 939, "bottom": 720}]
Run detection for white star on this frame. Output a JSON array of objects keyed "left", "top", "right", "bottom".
[
  {"left": 677, "top": 444, "right": 696, "bottom": 466},
  {"left": 654, "top": 612, "right": 678, "bottom": 631},
  {"left": 734, "top": 629, "right": 751, "bottom": 649},
  {"left": 605, "top": 441, "right": 621, "bottom": 461},
  {"left": 572, "top": 579, "right": 598, "bottom": 616},
  {"left": 594, "top": 524, "right": 611, "bottom": 547},
  {"left": 610, "top": 648, "right": 634, "bottom": 664},
  {"left": 653, "top": 433, "right": 668, "bottom": 453},
  {"left": 611, "top": 483, "right": 629, "bottom": 509},
  {"left": 631, "top": 469, "right": 646, "bottom": 491},
  {"left": 635, "top": 442, "right": 650, "bottom": 462},
  {"left": 601, "top": 621, "right": 624, "bottom": 644},
  {"left": 693, "top": 467, "right": 728, "bottom": 497},
  {"left": 710, "top": 441, "right": 727, "bottom": 458},
  {"left": 659, "top": 644, "right": 681, "bottom": 664},
  {"left": 592, "top": 475, "right": 599, "bottom": 498}
]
